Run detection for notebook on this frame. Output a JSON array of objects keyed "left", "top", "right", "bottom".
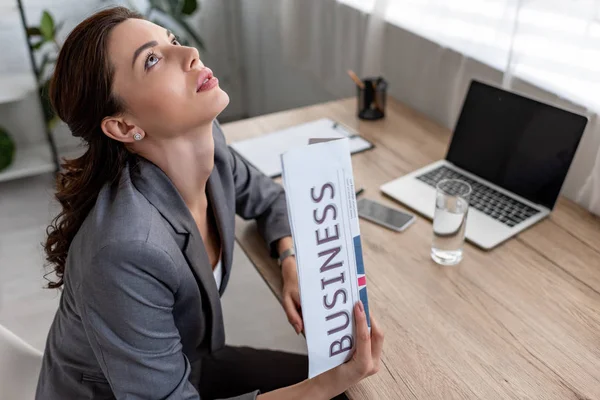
[{"left": 229, "top": 118, "right": 374, "bottom": 178}]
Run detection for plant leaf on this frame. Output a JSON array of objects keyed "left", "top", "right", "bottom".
[
  {"left": 180, "top": 0, "right": 197, "bottom": 15},
  {"left": 31, "top": 40, "right": 44, "bottom": 51},
  {"left": 48, "top": 116, "right": 60, "bottom": 131},
  {"left": 40, "top": 11, "right": 55, "bottom": 41},
  {"left": 27, "top": 27, "right": 42, "bottom": 37}
]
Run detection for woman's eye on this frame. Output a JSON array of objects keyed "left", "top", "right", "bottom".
[
  {"left": 145, "top": 53, "right": 159, "bottom": 70},
  {"left": 172, "top": 39, "right": 180, "bottom": 45}
]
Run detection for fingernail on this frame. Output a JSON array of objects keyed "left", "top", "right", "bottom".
[
  {"left": 294, "top": 324, "right": 300, "bottom": 333},
  {"left": 358, "top": 301, "right": 364, "bottom": 313}
]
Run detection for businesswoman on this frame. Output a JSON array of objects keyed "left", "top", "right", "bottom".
[{"left": 36, "top": 7, "right": 383, "bottom": 400}]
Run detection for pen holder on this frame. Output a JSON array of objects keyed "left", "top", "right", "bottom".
[{"left": 357, "top": 77, "right": 387, "bottom": 120}]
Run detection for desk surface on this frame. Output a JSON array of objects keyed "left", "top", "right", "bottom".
[{"left": 222, "top": 98, "right": 600, "bottom": 400}]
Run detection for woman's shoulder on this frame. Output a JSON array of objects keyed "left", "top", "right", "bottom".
[
  {"left": 65, "top": 184, "right": 183, "bottom": 295},
  {"left": 92, "top": 174, "right": 154, "bottom": 240},
  {"left": 70, "top": 167, "right": 179, "bottom": 269}
]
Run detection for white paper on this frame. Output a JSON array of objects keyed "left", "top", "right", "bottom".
[
  {"left": 281, "top": 138, "right": 370, "bottom": 379},
  {"left": 230, "top": 118, "right": 372, "bottom": 178}
]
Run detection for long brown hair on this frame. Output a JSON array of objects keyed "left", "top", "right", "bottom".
[{"left": 44, "top": 7, "right": 143, "bottom": 288}]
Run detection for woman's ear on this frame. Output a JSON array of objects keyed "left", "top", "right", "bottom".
[{"left": 101, "top": 116, "right": 145, "bottom": 143}]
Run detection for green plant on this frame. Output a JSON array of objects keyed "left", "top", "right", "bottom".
[
  {"left": 26, "top": 11, "right": 61, "bottom": 129},
  {"left": 0, "top": 126, "right": 16, "bottom": 172}
]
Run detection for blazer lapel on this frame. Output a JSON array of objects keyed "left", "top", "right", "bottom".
[
  {"left": 130, "top": 157, "right": 225, "bottom": 351},
  {"left": 206, "top": 170, "right": 234, "bottom": 296},
  {"left": 182, "top": 229, "right": 225, "bottom": 351}
]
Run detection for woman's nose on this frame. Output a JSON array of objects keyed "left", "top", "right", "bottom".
[{"left": 184, "top": 46, "right": 202, "bottom": 71}]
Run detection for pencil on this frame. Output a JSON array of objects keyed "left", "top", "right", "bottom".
[
  {"left": 347, "top": 70, "right": 365, "bottom": 89},
  {"left": 371, "top": 81, "right": 380, "bottom": 111}
]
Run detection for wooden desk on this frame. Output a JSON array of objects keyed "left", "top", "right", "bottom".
[{"left": 222, "top": 98, "right": 600, "bottom": 399}]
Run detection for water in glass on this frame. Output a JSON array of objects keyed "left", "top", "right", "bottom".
[{"left": 431, "top": 179, "right": 471, "bottom": 265}]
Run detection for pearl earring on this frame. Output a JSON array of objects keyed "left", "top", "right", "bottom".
[{"left": 133, "top": 132, "right": 143, "bottom": 141}]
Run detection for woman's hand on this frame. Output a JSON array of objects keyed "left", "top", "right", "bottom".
[
  {"left": 281, "top": 257, "right": 303, "bottom": 334},
  {"left": 338, "top": 302, "right": 384, "bottom": 384},
  {"left": 311, "top": 302, "right": 385, "bottom": 399},
  {"left": 257, "top": 301, "right": 384, "bottom": 400}
]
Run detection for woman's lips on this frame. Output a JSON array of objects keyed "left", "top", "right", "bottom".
[
  {"left": 197, "top": 76, "right": 218, "bottom": 92},
  {"left": 196, "top": 68, "right": 218, "bottom": 92}
]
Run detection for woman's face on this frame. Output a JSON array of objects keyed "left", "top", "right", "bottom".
[{"left": 106, "top": 18, "right": 229, "bottom": 138}]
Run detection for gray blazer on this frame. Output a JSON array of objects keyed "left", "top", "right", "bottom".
[{"left": 36, "top": 121, "right": 291, "bottom": 400}]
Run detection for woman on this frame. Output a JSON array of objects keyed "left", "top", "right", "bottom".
[{"left": 37, "top": 7, "right": 383, "bottom": 400}]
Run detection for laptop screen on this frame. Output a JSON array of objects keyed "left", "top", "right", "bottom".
[{"left": 446, "top": 80, "right": 588, "bottom": 210}]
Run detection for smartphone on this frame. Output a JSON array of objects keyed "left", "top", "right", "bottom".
[{"left": 357, "top": 198, "right": 416, "bottom": 232}]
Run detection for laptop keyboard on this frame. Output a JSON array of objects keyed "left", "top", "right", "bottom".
[{"left": 416, "top": 166, "right": 540, "bottom": 228}]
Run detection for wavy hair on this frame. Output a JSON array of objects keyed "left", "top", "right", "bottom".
[{"left": 44, "top": 7, "right": 143, "bottom": 288}]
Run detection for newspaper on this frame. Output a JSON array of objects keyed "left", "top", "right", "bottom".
[{"left": 281, "top": 138, "right": 370, "bottom": 378}]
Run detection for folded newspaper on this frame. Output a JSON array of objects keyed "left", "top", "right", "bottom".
[{"left": 281, "top": 138, "right": 370, "bottom": 378}]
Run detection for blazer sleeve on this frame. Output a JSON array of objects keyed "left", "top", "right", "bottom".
[
  {"left": 78, "top": 240, "right": 260, "bottom": 400},
  {"left": 215, "top": 122, "right": 292, "bottom": 257}
]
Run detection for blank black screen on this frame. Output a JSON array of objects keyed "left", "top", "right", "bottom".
[{"left": 446, "top": 81, "right": 588, "bottom": 209}]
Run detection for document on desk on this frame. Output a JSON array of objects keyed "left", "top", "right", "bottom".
[
  {"left": 230, "top": 118, "right": 373, "bottom": 178},
  {"left": 281, "top": 138, "right": 370, "bottom": 379}
]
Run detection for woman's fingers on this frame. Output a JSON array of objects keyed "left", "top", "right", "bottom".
[
  {"left": 282, "top": 293, "right": 302, "bottom": 334},
  {"left": 291, "top": 290, "right": 304, "bottom": 332},
  {"left": 352, "top": 301, "right": 373, "bottom": 376},
  {"left": 334, "top": 308, "right": 383, "bottom": 389},
  {"left": 369, "top": 315, "right": 384, "bottom": 375}
]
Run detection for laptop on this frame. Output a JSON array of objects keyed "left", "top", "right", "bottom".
[{"left": 380, "top": 80, "right": 588, "bottom": 250}]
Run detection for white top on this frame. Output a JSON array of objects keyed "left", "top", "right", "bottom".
[{"left": 213, "top": 258, "right": 223, "bottom": 290}]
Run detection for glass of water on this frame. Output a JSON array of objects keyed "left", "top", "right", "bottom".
[{"left": 431, "top": 179, "right": 471, "bottom": 266}]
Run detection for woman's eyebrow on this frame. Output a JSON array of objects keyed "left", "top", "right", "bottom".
[
  {"left": 132, "top": 40, "right": 158, "bottom": 68},
  {"left": 131, "top": 30, "right": 173, "bottom": 68}
]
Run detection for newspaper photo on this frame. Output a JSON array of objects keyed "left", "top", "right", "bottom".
[{"left": 281, "top": 138, "right": 370, "bottom": 379}]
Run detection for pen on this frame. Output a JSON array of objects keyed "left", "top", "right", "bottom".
[
  {"left": 355, "top": 188, "right": 365, "bottom": 197},
  {"left": 332, "top": 121, "right": 360, "bottom": 139}
]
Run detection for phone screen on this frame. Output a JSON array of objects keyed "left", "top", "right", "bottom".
[{"left": 357, "top": 198, "right": 414, "bottom": 231}]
